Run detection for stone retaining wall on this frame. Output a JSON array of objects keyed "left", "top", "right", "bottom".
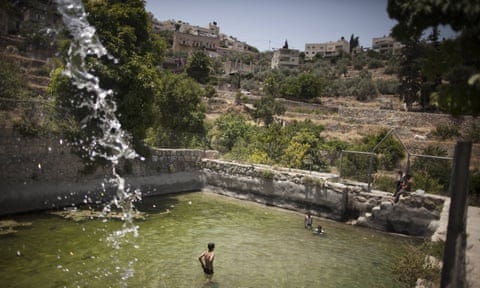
[
  {"left": 338, "top": 106, "right": 480, "bottom": 131},
  {"left": 203, "top": 159, "right": 447, "bottom": 237},
  {"left": 0, "top": 129, "right": 447, "bottom": 237}
]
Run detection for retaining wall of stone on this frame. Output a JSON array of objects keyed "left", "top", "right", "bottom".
[
  {"left": 0, "top": 129, "right": 447, "bottom": 237},
  {"left": 203, "top": 159, "right": 447, "bottom": 237}
]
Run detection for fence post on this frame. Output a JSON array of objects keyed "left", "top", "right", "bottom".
[
  {"left": 441, "top": 141, "right": 471, "bottom": 288},
  {"left": 367, "top": 154, "right": 373, "bottom": 192},
  {"left": 339, "top": 151, "right": 343, "bottom": 178}
]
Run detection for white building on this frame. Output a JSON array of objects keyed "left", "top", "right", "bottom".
[
  {"left": 271, "top": 48, "right": 300, "bottom": 69},
  {"left": 304, "top": 37, "right": 350, "bottom": 60}
]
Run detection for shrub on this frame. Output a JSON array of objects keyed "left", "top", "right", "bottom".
[
  {"left": 352, "top": 77, "right": 378, "bottom": 101},
  {"left": 412, "top": 171, "right": 445, "bottom": 194},
  {"left": 373, "top": 174, "right": 396, "bottom": 193},
  {"left": 470, "top": 168, "right": 480, "bottom": 206},
  {"left": 203, "top": 84, "right": 217, "bottom": 98},
  {"left": 411, "top": 146, "right": 452, "bottom": 194},
  {"left": 367, "top": 58, "right": 384, "bottom": 69},
  {"left": 465, "top": 123, "right": 480, "bottom": 143},
  {"left": 393, "top": 242, "right": 442, "bottom": 287},
  {"left": 375, "top": 79, "right": 400, "bottom": 95},
  {"left": 432, "top": 123, "right": 460, "bottom": 140},
  {"left": 0, "top": 60, "right": 23, "bottom": 110}
]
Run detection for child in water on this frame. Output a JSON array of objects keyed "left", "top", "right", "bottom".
[{"left": 313, "top": 225, "right": 325, "bottom": 235}]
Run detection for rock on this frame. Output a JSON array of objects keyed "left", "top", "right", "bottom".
[
  {"left": 49, "top": 209, "right": 145, "bottom": 222},
  {"left": 0, "top": 220, "right": 32, "bottom": 235},
  {"left": 380, "top": 201, "right": 393, "bottom": 210}
]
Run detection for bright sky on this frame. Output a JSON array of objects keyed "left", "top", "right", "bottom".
[{"left": 145, "top": 0, "right": 399, "bottom": 52}]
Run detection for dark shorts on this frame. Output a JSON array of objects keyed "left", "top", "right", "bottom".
[{"left": 203, "top": 267, "right": 214, "bottom": 275}]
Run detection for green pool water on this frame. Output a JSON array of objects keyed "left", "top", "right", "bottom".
[{"left": 0, "top": 191, "right": 414, "bottom": 287}]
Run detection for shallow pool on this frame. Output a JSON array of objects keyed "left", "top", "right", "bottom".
[{"left": 0, "top": 191, "right": 414, "bottom": 287}]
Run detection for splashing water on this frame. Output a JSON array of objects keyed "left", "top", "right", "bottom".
[{"left": 54, "top": 0, "right": 142, "bottom": 282}]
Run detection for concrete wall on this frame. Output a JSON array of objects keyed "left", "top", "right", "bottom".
[{"left": 0, "top": 128, "right": 218, "bottom": 215}]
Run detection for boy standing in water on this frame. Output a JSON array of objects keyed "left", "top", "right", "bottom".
[
  {"left": 199, "top": 242, "right": 215, "bottom": 280},
  {"left": 304, "top": 212, "right": 313, "bottom": 230}
]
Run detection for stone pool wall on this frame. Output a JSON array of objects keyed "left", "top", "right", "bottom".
[
  {"left": 203, "top": 159, "right": 448, "bottom": 237},
  {"left": 1, "top": 129, "right": 447, "bottom": 237},
  {"left": 0, "top": 128, "right": 217, "bottom": 215}
]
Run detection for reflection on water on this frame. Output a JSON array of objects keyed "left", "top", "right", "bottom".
[{"left": 0, "top": 191, "right": 415, "bottom": 287}]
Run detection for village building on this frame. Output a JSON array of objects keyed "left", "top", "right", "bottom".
[
  {"left": 371, "top": 36, "right": 404, "bottom": 54},
  {"left": 304, "top": 37, "right": 350, "bottom": 60},
  {"left": 271, "top": 47, "right": 300, "bottom": 69}
]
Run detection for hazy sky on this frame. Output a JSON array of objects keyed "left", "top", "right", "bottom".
[{"left": 145, "top": 0, "right": 400, "bottom": 52}]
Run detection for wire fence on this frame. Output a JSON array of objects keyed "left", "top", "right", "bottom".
[{"left": 339, "top": 148, "right": 454, "bottom": 194}]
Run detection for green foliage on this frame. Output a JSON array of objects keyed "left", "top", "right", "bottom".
[
  {"left": 281, "top": 125, "right": 327, "bottom": 170},
  {"left": 342, "top": 130, "right": 405, "bottom": 182},
  {"left": 260, "top": 169, "right": 275, "bottom": 180},
  {"left": 77, "top": 0, "right": 167, "bottom": 152},
  {"left": 352, "top": 54, "right": 367, "bottom": 70},
  {"left": 341, "top": 152, "right": 372, "bottom": 182},
  {"left": 250, "top": 95, "right": 286, "bottom": 126},
  {"left": 384, "top": 54, "right": 401, "bottom": 75},
  {"left": 411, "top": 146, "right": 452, "bottom": 194},
  {"left": 367, "top": 58, "right": 384, "bottom": 69},
  {"left": 146, "top": 72, "right": 206, "bottom": 148},
  {"left": 280, "top": 73, "right": 323, "bottom": 101},
  {"left": 393, "top": 242, "right": 442, "bottom": 287},
  {"left": 373, "top": 174, "right": 396, "bottom": 193},
  {"left": 209, "top": 112, "right": 250, "bottom": 153},
  {"left": 0, "top": 59, "right": 23, "bottom": 110},
  {"left": 375, "top": 79, "right": 400, "bottom": 95},
  {"left": 349, "top": 34, "right": 359, "bottom": 53},
  {"left": 203, "top": 84, "right": 217, "bottom": 98},
  {"left": 211, "top": 118, "right": 328, "bottom": 172},
  {"left": 353, "top": 77, "right": 378, "bottom": 101},
  {"left": 465, "top": 123, "right": 480, "bottom": 143},
  {"left": 412, "top": 171, "right": 444, "bottom": 194},
  {"left": 470, "top": 168, "right": 480, "bottom": 206},
  {"left": 186, "top": 51, "right": 212, "bottom": 84},
  {"left": 388, "top": 0, "right": 480, "bottom": 116},
  {"left": 432, "top": 123, "right": 460, "bottom": 140}
]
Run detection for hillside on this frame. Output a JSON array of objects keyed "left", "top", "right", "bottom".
[{"left": 1, "top": 1, "right": 479, "bottom": 174}]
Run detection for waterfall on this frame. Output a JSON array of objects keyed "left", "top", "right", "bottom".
[{"left": 54, "top": 0, "right": 142, "bottom": 283}]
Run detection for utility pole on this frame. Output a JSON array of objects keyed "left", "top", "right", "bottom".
[{"left": 441, "top": 141, "right": 472, "bottom": 288}]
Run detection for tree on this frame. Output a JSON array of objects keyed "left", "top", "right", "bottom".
[
  {"left": 74, "top": 0, "right": 166, "bottom": 152},
  {"left": 186, "top": 51, "right": 212, "bottom": 84},
  {"left": 263, "top": 73, "right": 282, "bottom": 97},
  {"left": 146, "top": 73, "right": 206, "bottom": 148},
  {"left": 0, "top": 60, "right": 23, "bottom": 110},
  {"left": 388, "top": 0, "right": 480, "bottom": 116},
  {"left": 349, "top": 34, "right": 359, "bottom": 53},
  {"left": 250, "top": 95, "right": 286, "bottom": 126},
  {"left": 397, "top": 37, "right": 423, "bottom": 109},
  {"left": 209, "top": 112, "right": 250, "bottom": 153},
  {"left": 280, "top": 73, "right": 323, "bottom": 101}
]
